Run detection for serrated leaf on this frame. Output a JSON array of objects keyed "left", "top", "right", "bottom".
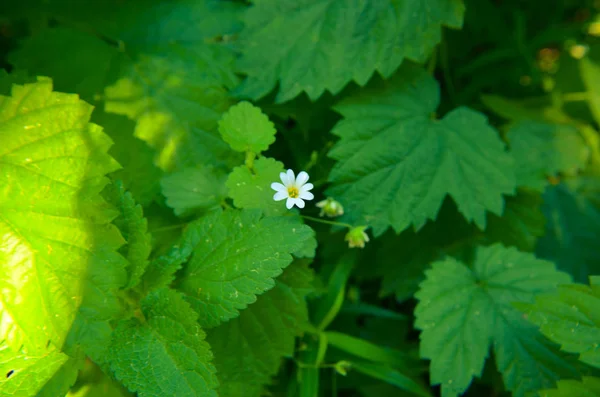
[
  {"left": 104, "top": 180, "right": 152, "bottom": 289},
  {"left": 236, "top": 0, "right": 464, "bottom": 102},
  {"left": 520, "top": 278, "right": 600, "bottom": 370},
  {"left": 0, "top": 78, "right": 125, "bottom": 353},
  {"left": 415, "top": 244, "right": 577, "bottom": 397},
  {"left": 107, "top": 288, "right": 218, "bottom": 397},
  {"left": 0, "top": 344, "right": 68, "bottom": 397},
  {"left": 536, "top": 182, "right": 600, "bottom": 282},
  {"left": 327, "top": 66, "right": 516, "bottom": 235},
  {"left": 226, "top": 156, "right": 287, "bottom": 216},
  {"left": 207, "top": 261, "right": 314, "bottom": 397},
  {"left": 95, "top": 110, "right": 163, "bottom": 207},
  {"left": 485, "top": 190, "right": 546, "bottom": 251},
  {"left": 538, "top": 376, "right": 600, "bottom": 397},
  {"left": 507, "top": 121, "right": 589, "bottom": 191},
  {"left": 161, "top": 165, "right": 227, "bottom": 217},
  {"left": 176, "top": 209, "right": 315, "bottom": 328},
  {"left": 218, "top": 101, "right": 276, "bottom": 153}
]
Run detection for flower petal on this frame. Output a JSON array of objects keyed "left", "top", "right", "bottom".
[
  {"left": 280, "top": 171, "right": 290, "bottom": 185},
  {"left": 300, "top": 183, "right": 314, "bottom": 192},
  {"left": 296, "top": 171, "right": 309, "bottom": 186},
  {"left": 299, "top": 191, "right": 314, "bottom": 200},
  {"left": 286, "top": 197, "right": 295, "bottom": 209},
  {"left": 295, "top": 198, "right": 305, "bottom": 209},
  {"left": 286, "top": 169, "right": 295, "bottom": 185},
  {"left": 271, "top": 182, "right": 286, "bottom": 192},
  {"left": 274, "top": 190, "right": 288, "bottom": 201}
]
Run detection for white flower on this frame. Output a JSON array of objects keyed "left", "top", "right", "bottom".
[{"left": 271, "top": 169, "right": 314, "bottom": 209}]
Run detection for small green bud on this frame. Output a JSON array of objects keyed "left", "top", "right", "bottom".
[
  {"left": 334, "top": 360, "right": 352, "bottom": 376},
  {"left": 345, "top": 226, "right": 369, "bottom": 249},
  {"left": 316, "top": 197, "right": 344, "bottom": 218}
]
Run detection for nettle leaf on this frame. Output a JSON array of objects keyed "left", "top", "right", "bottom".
[
  {"left": 95, "top": 110, "right": 163, "bottom": 207},
  {"left": 207, "top": 261, "right": 314, "bottom": 397},
  {"left": 519, "top": 277, "right": 600, "bottom": 370},
  {"left": 108, "top": 288, "right": 218, "bottom": 397},
  {"left": 236, "top": 0, "right": 465, "bottom": 102},
  {"left": 507, "top": 121, "right": 589, "bottom": 191},
  {"left": 415, "top": 244, "right": 577, "bottom": 397},
  {"left": 226, "top": 157, "right": 287, "bottom": 217},
  {"left": 327, "top": 65, "right": 516, "bottom": 235},
  {"left": 485, "top": 190, "right": 546, "bottom": 252},
  {"left": 104, "top": 180, "right": 152, "bottom": 289},
  {"left": 176, "top": 209, "right": 315, "bottom": 328},
  {"left": 0, "top": 78, "right": 125, "bottom": 353},
  {"left": 99, "top": 1, "right": 244, "bottom": 171},
  {"left": 536, "top": 182, "right": 600, "bottom": 283},
  {"left": 161, "top": 165, "right": 228, "bottom": 217},
  {"left": 218, "top": 101, "right": 276, "bottom": 153},
  {"left": 0, "top": 344, "right": 68, "bottom": 396},
  {"left": 539, "top": 376, "right": 600, "bottom": 397}
]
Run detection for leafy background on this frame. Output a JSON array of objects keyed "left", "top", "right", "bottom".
[{"left": 1, "top": 0, "right": 600, "bottom": 396}]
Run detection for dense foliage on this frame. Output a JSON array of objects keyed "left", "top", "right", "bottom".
[{"left": 1, "top": 1, "right": 599, "bottom": 396}]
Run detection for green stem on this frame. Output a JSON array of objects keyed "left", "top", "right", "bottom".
[
  {"left": 562, "top": 92, "right": 588, "bottom": 102},
  {"left": 301, "top": 215, "right": 353, "bottom": 229},
  {"left": 148, "top": 224, "right": 187, "bottom": 233},
  {"left": 245, "top": 151, "right": 255, "bottom": 170}
]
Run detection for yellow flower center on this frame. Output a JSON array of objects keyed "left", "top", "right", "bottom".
[{"left": 288, "top": 186, "right": 299, "bottom": 198}]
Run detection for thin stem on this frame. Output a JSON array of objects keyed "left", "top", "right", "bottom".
[
  {"left": 562, "top": 92, "right": 588, "bottom": 102},
  {"left": 149, "top": 224, "right": 187, "bottom": 233},
  {"left": 301, "top": 215, "right": 353, "bottom": 229}
]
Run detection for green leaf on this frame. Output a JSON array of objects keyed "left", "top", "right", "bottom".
[
  {"left": 350, "top": 361, "right": 432, "bottom": 397},
  {"left": 327, "top": 65, "right": 516, "bottom": 235},
  {"left": 161, "top": 166, "right": 228, "bottom": 217},
  {"left": 36, "top": 353, "right": 85, "bottom": 397},
  {"left": 8, "top": 27, "right": 120, "bottom": 101},
  {"left": 536, "top": 182, "right": 600, "bottom": 282},
  {"left": 519, "top": 277, "right": 600, "bottom": 370},
  {"left": 0, "top": 345, "right": 68, "bottom": 397},
  {"left": 538, "top": 376, "right": 600, "bottom": 397},
  {"left": 107, "top": 288, "right": 218, "bottom": 397},
  {"left": 415, "top": 244, "right": 577, "bottom": 397},
  {"left": 236, "top": 0, "right": 465, "bottom": 102},
  {"left": 207, "top": 261, "right": 314, "bottom": 397},
  {"left": 104, "top": 51, "right": 239, "bottom": 171},
  {"left": 226, "top": 156, "right": 287, "bottom": 216},
  {"left": 507, "top": 121, "right": 589, "bottom": 191},
  {"left": 0, "top": 78, "right": 125, "bottom": 353},
  {"left": 218, "top": 101, "right": 276, "bottom": 153},
  {"left": 579, "top": 57, "right": 600, "bottom": 126},
  {"left": 104, "top": 180, "right": 152, "bottom": 289},
  {"left": 95, "top": 110, "right": 163, "bottom": 207},
  {"left": 176, "top": 209, "right": 315, "bottom": 328},
  {"left": 485, "top": 190, "right": 546, "bottom": 251}
]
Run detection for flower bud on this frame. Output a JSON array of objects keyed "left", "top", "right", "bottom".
[
  {"left": 345, "top": 226, "right": 369, "bottom": 249},
  {"left": 315, "top": 197, "right": 344, "bottom": 218}
]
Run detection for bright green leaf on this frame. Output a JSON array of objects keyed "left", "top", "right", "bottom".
[
  {"left": 236, "top": 0, "right": 465, "bottom": 102},
  {"left": 108, "top": 288, "right": 218, "bottom": 397},
  {"left": 0, "top": 78, "right": 125, "bottom": 353},
  {"left": 415, "top": 244, "right": 577, "bottom": 397},
  {"left": 176, "top": 209, "right": 315, "bottom": 328},
  {"left": 0, "top": 344, "right": 68, "bottom": 397},
  {"left": 36, "top": 353, "right": 85, "bottom": 397},
  {"left": 207, "top": 261, "right": 314, "bottom": 397},
  {"left": 218, "top": 101, "right": 276, "bottom": 153},
  {"left": 327, "top": 65, "right": 516, "bottom": 235},
  {"left": 538, "top": 376, "right": 600, "bottom": 397},
  {"left": 161, "top": 166, "right": 228, "bottom": 217},
  {"left": 226, "top": 156, "right": 287, "bottom": 216},
  {"left": 104, "top": 180, "right": 152, "bottom": 289},
  {"left": 507, "top": 121, "right": 589, "bottom": 191},
  {"left": 520, "top": 278, "right": 600, "bottom": 370}
]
